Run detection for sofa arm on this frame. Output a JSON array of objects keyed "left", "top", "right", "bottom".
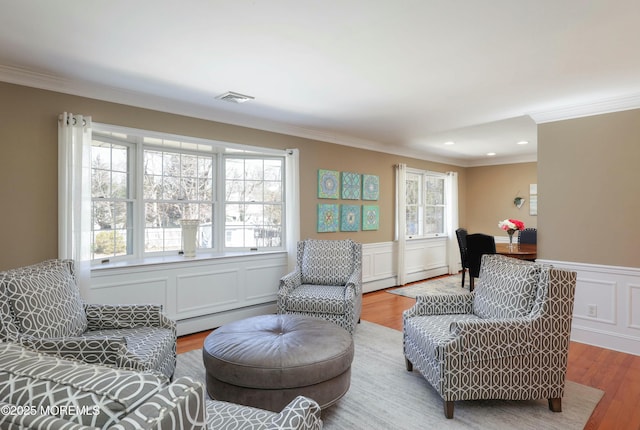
[
  {"left": 18, "top": 334, "right": 129, "bottom": 366},
  {"left": 448, "top": 317, "right": 534, "bottom": 362},
  {"left": 270, "top": 395, "right": 323, "bottom": 430},
  {"left": 278, "top": 269, "right": 302, "bottom": 296},
  {"left": 111, "top": 377, "right": 207, "bottom": 430},
  {"left": 403, "top": 294, "right": 473, "bottom": 320},
  {"left": 85, "top": 304, "right": 176, "bottom": 332}
]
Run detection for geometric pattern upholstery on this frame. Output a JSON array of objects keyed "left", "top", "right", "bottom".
[
  {"left": 300, "top": 239, "right": 357, "bottom": 285},
  {"left": 4, "top": 259, "right": 88, "bottom": 338},
  {"left": 0, "top": 342, "right": 322, "bottom": 430},
  {"left": 403, "top": 254, "right": 577, "bottom": 418},
  {"left": 277, "top": 239, "right": 362, "bottom": 335},
  {"left": 206, "top": 396, "right": 323, "bottom": 430},
  {"left": 472, "top": 257, "right": 540, "bottom": 319},
  {"left": 0, "top": 259, "right": 177, "bottom": 379}
]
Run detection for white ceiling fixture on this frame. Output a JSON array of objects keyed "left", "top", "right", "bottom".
[{"left": 216, "top": 91, "right": 255, "bottom": 104}]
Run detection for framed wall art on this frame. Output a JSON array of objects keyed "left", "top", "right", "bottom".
[
  {"left": 317, "top": 169, "right": 339, "bottom": 199},
  {"left": 340, "top": 204, "right": 360, "bottom": 231},
  {"left": 362, "top": 174, "right": 379, "bottom": 200},
  {"left": 317, "top": 204, "right": 339, "bottom": 232},
  {"left": 362, "top": 205, "right": 379, "bottom": 231},
  {"left": 341, "top": 171, "right": 361, "bottom": 200}
]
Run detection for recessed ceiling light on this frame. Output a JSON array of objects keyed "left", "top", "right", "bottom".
[
  {"left": 216, "top": 91, "right": 255, "bottom": 104},
  {"left": 444, "top": 141, "right": 455, "bottom": 145},
  {"left": 517, "top": 140, "right": 529, "bottom": 145},
  {"left": 487, "top": 152, "right": 496, "bottom": 156}
]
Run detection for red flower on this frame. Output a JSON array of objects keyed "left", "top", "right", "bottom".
[{"left": 509, "top": 219, "right": 525, "bottom": 230}]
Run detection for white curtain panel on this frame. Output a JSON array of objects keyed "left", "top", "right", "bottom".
[
  {"left": 284, "top": 148, "right": 300, "bottom": 271},
  {"left": 395, "top": 163, "right": 407, "bottom": 285},
  {"left": 58, "top": 112, "right": 92, "bottom": 292},
  {"left": 446, "top": 171, "right": 461, "bottom": 274}
]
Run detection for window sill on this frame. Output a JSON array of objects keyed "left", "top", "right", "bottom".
[
  {"left": 91, "top": 250, "right": 287, "bottom": 272},
  {"left": 406, "top": 235, "right": 448, "bottom": 240}
]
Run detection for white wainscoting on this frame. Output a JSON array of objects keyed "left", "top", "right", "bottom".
[
  {"left": 86, "top": 240, "right": 451, "bottom": 335},
  {"left": 89, "top": 253, "right": 287, "bottom": 336},
  {"left": 538, "top": 259, "right": 640, "bottom": 356},
  {"left": 362, "top": 238, "right": 450, "bottom": 293}
]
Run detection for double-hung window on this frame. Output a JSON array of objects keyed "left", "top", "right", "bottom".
[
  {"left": 224, "top": 156, "right": 284, "bottom": 248},
  {"left": 89, "top": 124, "right": 286, "bottom": 264},
  {"left": 405, "top": 169, "right": 446, "bottom": 238},
  {"left": 90, "top": 134, "right": 134, "bottom": 260}
]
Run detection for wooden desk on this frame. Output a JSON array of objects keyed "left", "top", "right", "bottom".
[{"left": 495, "top": 243, "right": 537, "bottom": 260}]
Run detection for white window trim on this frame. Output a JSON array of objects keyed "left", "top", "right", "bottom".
[
  {"left": 88, "top": 122, "right": 297, "bottom": 269},
  {"left": 405, "top": 167, "right": 448, "bottom": 239}
]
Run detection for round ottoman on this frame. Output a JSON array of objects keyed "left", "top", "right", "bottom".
[{"left": 203, "top": 314, "right": 354, "bottom": 412}]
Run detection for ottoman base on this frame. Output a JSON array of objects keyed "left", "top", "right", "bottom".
[{"left": 206, "top": 367, "right": 351, "bottom": 412}]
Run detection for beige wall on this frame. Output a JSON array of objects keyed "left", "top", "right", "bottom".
[
  {"left": 0, "top": 82, "right": 465, "bottom": 271},
  {"left": 465, "top": 162, "right": 538, "bottom": 238},
  {"left": 538, "top": 109, "right": 640, "bottom": 267}
]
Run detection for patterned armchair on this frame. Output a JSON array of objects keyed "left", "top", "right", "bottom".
[
  {"left": 0, "top": 342, "right": 322, "bottom": 430},
  {"left": 0, "top": 259, "right": 176, "bottom": 379},
  {"left": 277, "top": 239, "right": 362, "bottom": 335},
  {"left": 403, "top": 254, "right": 576, "bottom": 419}
]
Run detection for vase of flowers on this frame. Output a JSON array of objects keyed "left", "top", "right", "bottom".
[{"left": 498, "top": 219, "right": 525, "bottom": 249}]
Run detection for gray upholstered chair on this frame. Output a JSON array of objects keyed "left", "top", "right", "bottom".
[
  {"left": 277, "top": 239, "right": 362, "bottom": 335},
  {"left": 0, "top": 259, "right": 177, "bottom": 379},
  {"left": 403, "top": 254, "right": 577, "bottom": 419}
]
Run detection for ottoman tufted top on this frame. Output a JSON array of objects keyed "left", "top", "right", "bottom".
[{"left": 203, "top": 314, "right": 354, "bottom": 389}]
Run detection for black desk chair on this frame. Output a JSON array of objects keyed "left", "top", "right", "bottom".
[
  {"left": 455, "top": 228, "right": 469, "bottom": 289},
  {"left": 466, "top": 233, "right": 496, "bottom": 291},
  {"left": 519, "top": 228, "right": 537, "bottom": 244}
]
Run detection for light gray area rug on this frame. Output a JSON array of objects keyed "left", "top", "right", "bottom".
[
  {"left": 175, "top": 321, "right": 603, "bottom": 430},
  {"left": 387, "top": 273, "right": 470, "bottom": 298}
]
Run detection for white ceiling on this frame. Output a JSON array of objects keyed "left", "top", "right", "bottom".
[{"left": 2, "top": 0, "right": 640, "bottom": 166}]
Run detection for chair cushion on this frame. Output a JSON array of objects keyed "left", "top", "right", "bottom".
[
  {"left": 283, "top": 284, "right": 347, "bottom": 315},
  {"left": 301, "top": 239, "right": 354, "bottom": 286},
  {"left": 4, "top": 260, "right": 88, "bottom": 338},
  {"left": 473, "top": 256, "right": 541, "bottom": 319}
]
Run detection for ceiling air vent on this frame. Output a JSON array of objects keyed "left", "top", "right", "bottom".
[{"left": 216, "top": 91, "right": 255, "bottom": 104}]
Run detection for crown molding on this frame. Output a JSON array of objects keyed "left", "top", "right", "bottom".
[
  {"left": 0, "top": 64, "right": 474, "bottom": 167},
  {"left": 528, "top": 93, "right": 640, "bottom": 124}
]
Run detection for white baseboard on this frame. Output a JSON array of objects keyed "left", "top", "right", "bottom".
[{"left": 176, "top": 302, "right": 277, "bottom": 336}]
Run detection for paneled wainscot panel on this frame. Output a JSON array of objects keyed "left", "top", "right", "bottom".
[
  {"left": 176, "top": 269, "right": 240, "bottom": 317},
  {"left": 87, "top": 277, "right": 168, "bottom": 306}
]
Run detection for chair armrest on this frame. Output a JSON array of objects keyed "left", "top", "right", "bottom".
[
  {"left": 345, "top": 269, "right": 362, "bottom": 295},
  {"left": 403, "top": 294, "right": 473, "bottom": 320},
  {"left": 84, "top": 304, "right": 176, "bottom": 332},
  {"left": 112, "top": 377, "right": 207, "bottom": 430},
  {"left": 270, "top": 395, "right": 323, "bottom": 430},
  {"left": 278, "top": 268, "right": 302, "bottom": 296},
  {"left": 18, "top": 334, "right": 129, "bottom": 366},
  {"left": 448, "top": 317, "right": 534, "bottom": 362}
]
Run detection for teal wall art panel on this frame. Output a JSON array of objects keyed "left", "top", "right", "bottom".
[
  {"left": 317, "top": 204, "right": 339, "bottom": 232},
  {"left": 362, "top": 205, "right": 380, "bottom": 231},
  {"left": 318, "top": 169, "right": 339, "bottom": 199},
  {"left": 340, "top": 204, "right": 360, "bottom": 231}
]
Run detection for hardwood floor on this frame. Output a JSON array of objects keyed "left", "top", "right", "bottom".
[{"left": 177, "top": 287, "right": 640, "bottom": 430}]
